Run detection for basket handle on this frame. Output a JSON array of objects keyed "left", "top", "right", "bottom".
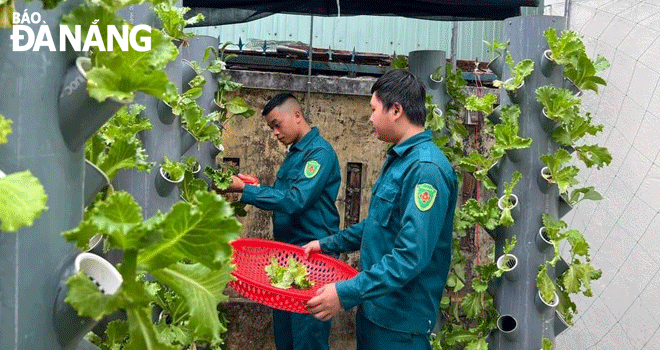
[{"left": 233, "top": 244, "right": 271, "bottom": 255}]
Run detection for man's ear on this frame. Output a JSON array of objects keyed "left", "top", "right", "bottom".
[{"left": 391, "top": 102, "right": 404, "bottom": 119}]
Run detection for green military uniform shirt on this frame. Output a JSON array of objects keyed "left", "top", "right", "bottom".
[
  {"left": 319, "top": 130, "right": 458, "bottom": 334},
  {"left": 241, "top": 127, "right": 341, "bottom": 246}
]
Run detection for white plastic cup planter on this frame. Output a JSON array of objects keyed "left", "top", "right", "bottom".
[
  {"left": 496, "top": 253, "right": 519, "bottom": 281},
  {"left": 537, "top": 166, "right": 552, "bottom": 193},
  {"left": 75, "top": 252, "right": 123, "bottom": 295},
  {"left": 155, "top": 166, "right": 185, "bottom": 197},
  {"left": 497, "top": 314, "right": 518, "bottom": 341},
  {"left": 535, "top": 290, "right": 559, "bottom": 312},
  {"left": 53, "top": 253, "right": 123, "bottom": 347},
  {"left": 59, "top": 57, "right": 130, "bottom": 152},
  {"left": 498, "top": 193, "right": 520, "bottom": 222},
  {"left": 536, "top": 227, "right": 554, "bottom": 252},
  {"left": 191, "top": 162, "right": 202, "bottom": 177},
  {"left": 428, "top": 74, "right": 444, "bottom": 89},
  {"left": 540, "top": 49, "right": 556, "bottom": 77}
]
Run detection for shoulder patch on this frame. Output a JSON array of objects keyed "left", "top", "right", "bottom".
[
  {"left": 304, "top": 160, "right": 321, "bottom": 178},
  {"left": 415, "top": 183, "right": 437, "bottom": 211}
]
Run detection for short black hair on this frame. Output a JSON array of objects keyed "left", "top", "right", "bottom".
[
  {"left": 371, "top": 69, "right": 427, "bottom": 126},
  {"left": 262, "top": 93, "right": 299, "bottom": 116}
]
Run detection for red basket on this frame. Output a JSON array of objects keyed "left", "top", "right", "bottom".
[{"left": 228, "top": 238, "right": 358, "bottom": 314}]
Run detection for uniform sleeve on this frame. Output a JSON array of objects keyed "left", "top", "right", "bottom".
[
  {"left": 319, "top": 221, "right": 364, "bottom": 254},
  {"left": 240, "top": 148, "right": 335, "bottom": 215},
  {"left": 334, "top": 162, "right": 455, "bottom": 310}
]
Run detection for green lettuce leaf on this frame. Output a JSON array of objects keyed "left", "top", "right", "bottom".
[
  {"left": 151, "top": 262, "right": 233, "bottom": 346},
  {"left": 0, "top": 113, "right": 11, "bottom": 144},
  {"left": 125, "top": 305, "right": 179, "bottom": 350},
  {"left": 0, "top": 170, "right": 48, "bottom": 232},
  {"left": 465, "top": 94, "right": 497, "bottom": 115},
  {"left": 138, "top": 191, "right": 241, "bottom": 270},
  {"left": 63, "top": 271, "right": 128, "bottom": 321}
]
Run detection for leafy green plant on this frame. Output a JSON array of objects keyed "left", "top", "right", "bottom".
[
  {"left": 543, "top": 28, "right": 584, "bottom": 66},
  {"left": 499, "top": 171, "right": 521, "bottom": 227},
  {"left": 536, "top": 85, "right": 581, "bottom": 123},
  {"left": 564, "top": 53, "right": 609, "bottom": 93},
  {"left": 454, "top": 198, "right": 501, "bottom": 236},
  {"left": 540, "top": 213, "right": 601, "bottom": 324},
  {"left": 543, "top": 28, "right": 609, "bottom": 93},
  {"left": 483, "top": 39, "right": 508, "bottom": 58},
  {"left": 0, "top": 113, "right": 48, "bottom": 232},
  {"left": 465, "top": 93, "right": 497, "bottom": 115},
  {"left": 62, "top": 190, "right": 240, "bottom": 349},
  {"left": 61, "top": 0, "right": 179, "bottom": 104},
  {"left": 265, "top": 256, "right": 315, "bottom": 289},
  {"left": 430, "top": 65, "right": 443, "bottom": 82},
  {"left": 540, "top": 149, "right": 579, "bottom": 193},
  {"left": 560, "top": 186, "right": 602, "bottom": 207},
  {"left": 543, "top": 338, "right": 553, "bottom": 350},
  {"left": 203, "top": 163, "right": 236, "bottom": 190},
  {"left": 153, "top": 0, "right": 204, "bottom": 42},
  {"left": 161, "top": 156, "right": 187, "bottom": 181},
  {"left": 390, "top": 55, "right": 409, "bottom": 70},
  {"left": 490, "top": 104, "right": 532, "bottom": 157},
  {"left": 85, "top": 104, "right": 154, "bottom": 181},
  {"left": 536, "top": 264, "right": 557, "bottom": 304},
  {"left": 493, "top": 53, "right": 534, "bottom": 90}
]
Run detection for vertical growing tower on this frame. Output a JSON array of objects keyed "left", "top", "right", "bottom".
[{"left": 489, "top": 15, "right": 567, "bottom": 349}]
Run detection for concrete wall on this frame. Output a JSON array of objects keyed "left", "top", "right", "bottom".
[{"left": 545, "top": 1, "right": 660, "bottom": 349}]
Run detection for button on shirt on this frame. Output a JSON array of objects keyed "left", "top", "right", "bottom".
[
  {"left": 319, "top": 130, "right": 457, "bottom": 334},
  {"left": 240, "top": 127, "right": 341, "bottom": 246}
]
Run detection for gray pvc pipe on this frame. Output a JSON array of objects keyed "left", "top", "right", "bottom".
[
  {"left": 408, "top": 50, "right": 449, "bottom": 110},
  {"left": 0, "top": 0, "right": 109, "bottom": 348},
  {"left": 489, "top": 16, "right": 567, "bottom": 350},
  {"left": 111, "top": 5, "right": 184, "bottom": 219}
]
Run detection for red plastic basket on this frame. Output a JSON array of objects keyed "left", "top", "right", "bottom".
[{"left": 228, "top": 238, "right": 358, "bottom": 314}]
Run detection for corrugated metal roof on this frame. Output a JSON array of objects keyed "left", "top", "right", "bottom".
[{"left": 188, "top": 6, "right": 543, "bottom": 61}]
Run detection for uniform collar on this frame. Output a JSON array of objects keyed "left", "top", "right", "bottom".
[
  {"left": 388, "top": 130, "right": 432, "bottom": 157},
  {"left": 290, "top": 126, "right": 319, "bottom": 151}
]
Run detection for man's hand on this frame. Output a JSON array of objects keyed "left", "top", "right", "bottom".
[
  {"left": 306, "top": 283, "right": 341, "bottom": 321},
  {"left": 302, "top": 240, "right": 321, "bottom": 259},
  {"left": 225, "top": 175, "right": 245, "bottom": 192},
  {"left": 237, "top": 173, "right": 259, "bottom": 185}
]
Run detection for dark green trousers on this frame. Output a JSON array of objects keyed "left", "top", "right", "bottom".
[
  {"left": 356, "top": 310, "right": 431, "bottom": 350},
  {"left": 273, "top": 309, "right": 331, "bottom": 350}
]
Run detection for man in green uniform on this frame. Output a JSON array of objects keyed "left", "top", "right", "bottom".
[
  {"left": 303, "top": 69, "right": 458, "bottom": 349},
  {"left": 227, "top": 93, "right": 341, "bottom": 350}
]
